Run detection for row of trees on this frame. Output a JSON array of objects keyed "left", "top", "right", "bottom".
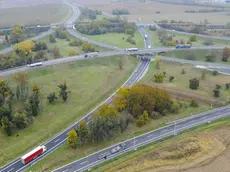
[
  {"left": 76, "top": 17, "right": 136, "bottom": 36},
  {"left": 81, "top": 8, "right": 102, "bottom": 20},
  {"left": 68, "top": 84, "right": 181, "bottom": 147},
  {"left": 112, "top": 9, "right": 130, "bottom": 15}
]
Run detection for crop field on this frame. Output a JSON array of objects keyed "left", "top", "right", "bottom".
[
  {"left": 0, "top": 3, "right": 72, "bottom": 28},
  {"left": 0, "top": 55, "right": 138, "bottom": 166},
  {"left": 142, "top": 60, "right": 230, "bottom": 103},
  {"left": 84, "top": 31, "right": 144, "bottom": 48},
  {"left": 148, "top": 29, "right": 230, "bottom": 47},
  {"left": 87, "top": 1, "right": 230, "bottom": 24},
  {"left": 94, "top": 116, "right": 230, "bottom": 172}
]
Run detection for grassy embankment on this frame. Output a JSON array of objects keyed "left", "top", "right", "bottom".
[{"left": 0, "top": 55, "right": 138, "bottom": 166}]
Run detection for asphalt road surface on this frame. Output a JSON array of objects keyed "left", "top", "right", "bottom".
[{"left": 54, "top": 105, "right": 230, "bottom": 172}]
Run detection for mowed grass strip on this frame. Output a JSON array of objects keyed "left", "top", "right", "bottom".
[
  {"left": 0, "top": 55, "right": 138, "bottom": 166},
  {"left": 0, "top": 3, "right": 72, "bottom": 28},
  {"left": 84, "top": 31, "right": 144, "bottom": 48}
]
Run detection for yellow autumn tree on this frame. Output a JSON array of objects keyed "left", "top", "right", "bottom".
[
  {"left": 68, "top": 129, "right": 78, "bottom": 148},
  {"left": 14, "top": 40, "right": 35, "bottom": 57}
]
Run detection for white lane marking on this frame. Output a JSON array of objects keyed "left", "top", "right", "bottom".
[
  {"left": 62, "top": 169, "right": 69, "bottom": 172},
  {"left": 160, "top": 129, "right": 168, "bottom": 133},
  {"left": 80, "top": 161, "right": 88, "bottom": 165},
  {"left": 7, "top": 168, "right": 14, "bottom": 172},
  {"left": 54, "top": 139, "right": 60, "bottom": 143},
  {"left": 147, "top": 135, "right": 152, "bottom": 138}
]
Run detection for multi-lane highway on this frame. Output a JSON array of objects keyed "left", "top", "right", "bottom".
[{"left": 54, "top": 105, "right": 230, "bottom": 172}]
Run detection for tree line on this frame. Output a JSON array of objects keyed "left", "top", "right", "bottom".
[
  {"left": 112, "top": 9, "right": 130, "bottom": 15},
  {"left": 75, "top": 17, "right": 136, "bottom": 36},
  {"left": 67, "top": 84, "right": 195, "bottom": 148},
  {"left": 81, "top": 7, "right": 102, "bottom": 20},
  {"left": 0, "top": 72, "right": 70, "bottom": 136}
]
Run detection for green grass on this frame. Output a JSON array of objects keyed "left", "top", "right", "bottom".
[
  {"left": 84, "top": 31, "right": 144, "bottom": 48},
  {"left": 0, "top": 3, "right": 72, "bottom": 28},
  {"left": 39, "top": 33, "right": 108, "bottom": 59},
  {"left": 148, "top": 29, "right": 230, "bottom": 47},
  {"left": 162, "top": 49, "right": 230, "bottom": 64},
  {"left": 0, "top": 55, "right": 138, "bottom": 166},
  {"left": 142, "top": 60, "right": 230, "bottom": 103},
  {"left": 92, "top": 115, "right": 230, "bottom": 172}
]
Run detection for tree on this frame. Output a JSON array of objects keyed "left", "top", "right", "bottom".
[
  {"left": 216, "top": 84, "right": 222, "bottom": 89},
  {"left": 10, "top": 26, "right": 24, "bottom": 43},
  {"left": 222, "top": 47, "right": 230, "bottom": 62},
  {"left": 213, "top": 89, "right": 220, "bottom": 97},
  {"left": 169, "top": 76, "right": 174, "bottom": 82},
  {"left": 203, "top": 39, "right": 213, "bottom": 46},
  {"left": 189, "top": 78, "right": 199, "bottom": 90},
  {"left": 149, "top": 111, "right": 160, "bottom": 119},
  {"left": 153, "top": 72, "right": 164, "bottom": 83},
  {"left": 69, "top": 40, "right": 83, "bottom": 46},
  {"left": 82, "top": 42, "right": 95, "bottom": 53},
  {"left": 47, "top": 92, "right": 58, "bottom": 104},
  {"left": 13, "top": 111, "right": 28, "bottom": 129},
  {"left": 58, "top": 81, "right": 69, "bottom": 102},
  {"left": 12, "top": 72, "right": 28, "bottom": 99},
  {"left": 49, "top": 35, "right": 56, "bottom": 43},
  {"left": 53, "top": 47, "right": 61, "bottom": 59},
  {"left": 68, "top": 129, "right": 78, "bottom": 148},
  {"left": 226, "top": 83, "right": 230, "bottom": 90},
  {"left": 119, "top": 56, "right": 124, "bottom": 70},
  {"left": 0, "top": 94, "right": 4, "bottom": 107},
  {"left": 136, "top": 110, "right": 149, "bottom": 127},
  {"left": 77, "top": 120, "right": 88, "bottom": 144},
  {"left": 1, "top": 117, "right": 13, "bottom": 136},
  {"left": 190, "top": 99, "right": 199, "bottom": 107},
  {"left": 181, "top": 68, "right": 186, "bottom": 74},
  {"left": 68, "top": 50, "right": 80, "bottom": 56},
  {"left": 189, "top": 35, "right": 197, "bottom": 42},
  {"left": 213, "top": 70, "right": 218, "bottom": 76}
]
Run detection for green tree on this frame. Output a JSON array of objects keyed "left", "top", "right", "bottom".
[
  {"left": 47, "top": 92, "right": 58, "bottom": 104},
  {"left": 10, "top": 26, "right": 24, "bottom": 43},
  {"left": 169, "top": 76, "right": 175, "bottom": 82},
  {"left": 205, "top": 53, "right": 216, "bottom": 62},
  {"left": 213, "top": 89, "right": 220, "bottom": 97},
  {"left": 76, "top": 120, "right": 88, "bottom": 144},
  {"left": 226, "top": 83, "right": 230, "bottom": 90},
  {"left": 153, "top": 72, "right": 164, "bottom": 83},
  {"left": 189, "top": 35, "right": 197, "bottom": 42},
  {"left": 213, "top": 70, "right": 218, "bottom": 76},
  {"left": 12, "top": 72, "right": 28, "bottom": 99},
  {"left": 53, "top": 47, "right": 61, "bottom": 59},
  {"left": 58, "top": 81, "right": 69, "bottom": 102},
  {"left": 49, "top": 35, "right": 56, "bottom": 43},
  {"left": 189, "top": 78, "right": 199, "bottom": 90},
  {"left": 1, "top": 117, "right": 13, "bottom": 136},
  {"left": 68, "top": 129, "right": 78, "bottom": 148},
  {"left": 136, "top": 115, "right": 145, "bottom": 127},
  {"left": 190, "top": 99, "right": 199, "bottom": 107},
  {"left": 13, "top": 111, "right": 28, "bottom": 129},
  {"left": 181, "top": 68, "right": 186, "bottom": 74},
  {"left": 216, "top": 84, "right": 222, "bottom": 89},
  {"left": 82, "top": 42, "right": 95, "bottom": 53}
]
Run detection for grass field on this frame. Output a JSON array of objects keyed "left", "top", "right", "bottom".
[
  {"left": 87, "top": 1, "right": 230, "bottom": 24},
  {"left": 40, "top": 33, "right": 108, "bottom": 59},
  {"left": 27, "top": 101, "right": 208, "bottom": 171},
  {"left": 148, "top": 29, "right": 230, "bottom": 47},
  {"left": 0, "top": 3, "right": 72, "bottom": 28},
  {"left": 93, "top": 115, "right": 230, "bottom": 172},
  {"left": 0, "top": 55, "right": 138, "bottom": 166},
  {"left": 162, "top": 49, "right": 230, "bottom": 64},
  {"left": 142, "top": 60, "right": 230, "bottom": 103},
  {"left": 84, "top": 31, "right": 144, "bottom": 48}
]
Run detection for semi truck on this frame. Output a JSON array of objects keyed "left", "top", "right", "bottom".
[
  {"left": 84, "top": 52, "right": 99, "bottom": 58},
  {"left": 176, "top": 44, "right": 191, "bottom": 49},
  {"left": 26, "top": 62, "right": 43, "bottom": 68},
  {"left": 125, "top": 48, "right": 139, "bottom": 52},
  {"left": 21, "top": 146, "right": 47, "bottom": 164}
]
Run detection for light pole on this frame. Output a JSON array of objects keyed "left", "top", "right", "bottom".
[
  {"left": 84, "top": 151, "right": 91, "bottom": 171},
  {"left": 132, "top": 132, "right": 137, "bottom": 151}
]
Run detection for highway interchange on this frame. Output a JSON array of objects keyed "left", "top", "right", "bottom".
[{"left": 1, "top": 1, "right": 230, "bottom": 172}]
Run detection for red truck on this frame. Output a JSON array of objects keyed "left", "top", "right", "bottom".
[{"left": 21, "top": 146, "right": 47, "bottom": 164}]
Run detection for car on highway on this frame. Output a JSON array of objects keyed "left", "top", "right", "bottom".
[
  {"left": 98, "top": 151, "right": 110, "bottom": 160},
  {"left": 110, "top": 143, "right": 126, "bottom": 154}
]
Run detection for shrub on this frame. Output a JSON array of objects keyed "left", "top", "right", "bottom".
[
  {"left": 190, "top": 99, "right": 199, "bottom": 107},
  {"left": 69, "top": 40, "right": 83, "bottom": 46},
  {"left": 212, "top": 70, "right": 218, "bottom": 76},
  {"left": 153, "top": 72, "right": 164, "bottom": 83},
  {"left": 149, "top": 111, "right": 160, "bottom": 119},
  {"left": 189, "top": 78, "right": 199, "bottom": 90}
]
